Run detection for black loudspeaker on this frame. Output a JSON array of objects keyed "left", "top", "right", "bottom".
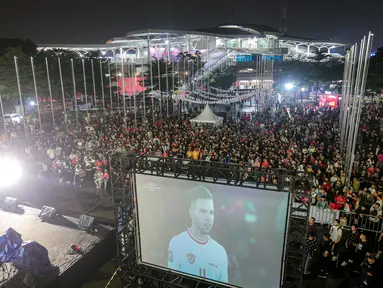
[
  {"left": 77, "top": 215, "right": 95, "bottom": 231},
  {"left": 38, "top": 206, "right": 57, "bottom": 221},
  {"left": 3, "top": 197, "right": 18, "bottom": 212}
]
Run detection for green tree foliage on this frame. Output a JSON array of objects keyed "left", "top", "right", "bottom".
[
  {"left": 273, "top": 50, "right": 344, "bottom": 93},
  {"left": 208, "top": 68, "right": 236, "bottom": 90},
  {"left": 0, "top": 47, "right": 36, "bottom": 99},
  {"left": 0, "top": 41, "right": 110, "bottom": 102},
  {"left": 0, "top": 38, "right": 36, "bottom": 55},
  {"left": 367, "top": 47, "right": 383, "bottom": 93},
  {"left": 34, "top": 49, "right": 109, "bottom": 100}
]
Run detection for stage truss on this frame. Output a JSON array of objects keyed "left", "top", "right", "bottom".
[{"left": 110, "top": 154, "right": 312, "bottom": 288}]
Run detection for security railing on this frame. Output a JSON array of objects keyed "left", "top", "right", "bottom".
[{"left": 293, "top": 204, "right": 383, "bottom": 233}]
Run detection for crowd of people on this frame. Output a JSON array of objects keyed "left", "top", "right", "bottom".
[{"left": 1, "top": 97, "right": 383, "bottom": 286}]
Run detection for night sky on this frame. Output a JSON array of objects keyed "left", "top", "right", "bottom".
[{"left": 1, "top": 0, "right": 382, "bottom": 50}]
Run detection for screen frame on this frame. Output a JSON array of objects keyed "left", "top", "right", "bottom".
[{"left": 133, "top": 173, "right": 291, "bottom": 288}]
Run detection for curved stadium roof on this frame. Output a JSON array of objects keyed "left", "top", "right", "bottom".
[{"left": 193, "top": 24, "right": 280, "bottom": 37}]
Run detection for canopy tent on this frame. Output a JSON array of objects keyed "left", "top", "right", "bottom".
[{"left": 190, "top": 104, "right": 223, "bottom": 126}]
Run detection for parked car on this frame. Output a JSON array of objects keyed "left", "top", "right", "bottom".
[{"left": 3, "top": 114, "right": 23, "bottom": 124}]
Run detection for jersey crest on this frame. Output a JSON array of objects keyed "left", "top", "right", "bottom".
[{"left": 187, "top": 253, "right": 195, "bottom": 264}]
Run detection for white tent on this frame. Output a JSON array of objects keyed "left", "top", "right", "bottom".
[{"left": 190, "top": 104, "right": 223, "bottom": 126}]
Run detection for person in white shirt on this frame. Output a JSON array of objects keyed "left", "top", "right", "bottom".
[
  {"left": 329, "top": 219, "right": 342, "bottom": 261},
  {"left": 369, "top": 203, "right": 382, "bottom": 224},
  {"left": 168, "top": 186, "right": 228, "bottom": 283}
]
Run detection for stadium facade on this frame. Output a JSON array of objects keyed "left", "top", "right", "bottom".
[{"left": 38, "top": 24, "right": 347, "bottom": 90}]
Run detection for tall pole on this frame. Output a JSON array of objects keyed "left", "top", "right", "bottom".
[
  {"left": 121, "top": 49, "right": 127, "bottom": 128},
  {"left": 71, "top": 59, "right": 79, "bottom": 126},
  {"left": 347, "top": 34, "right": 373, "bottom": 186},
  {"left": 108, "top": 60, "right": 113, "bottom": 111},
  {"left": 148, "top": 34, "right": 154, "bottom": 124},
  {"left": 30, "top": 57, "right": 42, "bottom": 132},
  {"left": 126, "top": 59, "right": 130, "bottom": 108},
  {"left": 280, "top": 0, "right": 289, "bottom": 35},
  {"left": 129, "top": 59, "right": 133, "bottom": 108},
  {"left": 115, "top": 63, "right": 120, "bottom": 111},
  {"left": 0, "top": 94, "right": 8, "bottom": 144},
  {"left": 158, "top": 59, "right": 162, "bottom": 119},
  {"left": 58, "top": 57, "right": 67, "bottom": 129},
  {"left": 45, "top": 57, "right": 55, "bottom": 128},
  {"left": 82, "top": 59, "right": 88, "bottom": 115},
  {"left": 91, "top": 59, "right": 97, "bottom": 107},
  {"left": 142, "top": 57, "right": 146, "bottom": 119},
  {"left": 172, "top": 59, "right": 175, "bottom": 115},
  {"left": 183, "top": 59, "right": 187, "bottom": 113},
  {"left": 14, "top": 56, "right": 28, "bottom": 136},
  {"left": 100, "top": 60, "right": 105, "bottom": 111},
  {"left": 178, "top": 61, "right": 181, "bottom": 114},
  {"left": 133, "top": 61, "right": 137, "bottom": 128},
  {"left": 166, "top": 34, "right": 170, "bottom": 118}
]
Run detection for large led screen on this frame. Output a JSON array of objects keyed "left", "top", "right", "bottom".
[{"left": 135, "top": 175, "right": 289, "bottom": 288}]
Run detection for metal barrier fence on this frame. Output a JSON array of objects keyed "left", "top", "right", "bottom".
[{"left": 293, "top": 204, "right": 382, "bottom": 233}]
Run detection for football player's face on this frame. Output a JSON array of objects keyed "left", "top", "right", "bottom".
[{"left": 191, "top": 199, "right": 214, "bottom": 235}]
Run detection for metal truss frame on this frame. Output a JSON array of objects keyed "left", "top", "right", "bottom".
[{"left": 110, "top": 155, "right": 311, "bottom": 288}]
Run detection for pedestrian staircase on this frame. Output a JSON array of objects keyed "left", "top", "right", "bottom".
[{"left": 185, "top": 49, "right": 236, "bottom": 88}]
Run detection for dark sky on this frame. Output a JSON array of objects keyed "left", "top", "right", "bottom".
[{"left": 1, "top": 0, "right": 382, "bottom": 50}]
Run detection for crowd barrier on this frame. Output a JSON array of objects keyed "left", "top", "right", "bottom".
[
  {"left": 293, "top": 203, "right": 382, "bottom": 233},
  {"left": 115, "top": 155, "right": 382, "bottom": 233},
  {"left": 292, "top": 204, "right": 339, "bottom": 224}
]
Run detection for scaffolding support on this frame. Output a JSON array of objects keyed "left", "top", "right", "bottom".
[{"left": 110, "top": 154, "right": 311, "bottom": 288}]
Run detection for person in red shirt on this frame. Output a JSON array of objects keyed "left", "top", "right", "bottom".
[
  {"left": 101, "top": 159, "right": 108, "bottom": 167},
  {"left": 95, "top": 160, "right": 102, "bottom": 168}
]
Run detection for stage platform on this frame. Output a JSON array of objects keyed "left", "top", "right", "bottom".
[{"left": 0, "top": 205, "right": 116, "bottom": 288}]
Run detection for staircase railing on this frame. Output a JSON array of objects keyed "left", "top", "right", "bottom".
[{"left": 184, "top": 50, "right": 236, "bottom": 89}]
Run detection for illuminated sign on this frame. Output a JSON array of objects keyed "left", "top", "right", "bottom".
[
  {"left": 262, "top": 55, "right": 283, "bottom": 62},
  {"left": 236, "top": 54, "right": 283, "bottom": 62},
  {"left": 236, "top": 55, "right": 253, "bottom": 62}
]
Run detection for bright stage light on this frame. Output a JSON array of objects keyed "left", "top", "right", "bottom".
[
  {"left": 0, "top": 158, "right": 22, "bottom": 187},
  {"left": 30, "top": 101, "right": 35, "bottom": 106},
  {"left": 284, "top": 83, "right": 294, "bottom": 90}
]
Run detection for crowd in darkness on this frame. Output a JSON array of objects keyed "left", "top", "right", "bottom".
[{"left": 1, "top": 98, "right": 383, "bottom": 286}]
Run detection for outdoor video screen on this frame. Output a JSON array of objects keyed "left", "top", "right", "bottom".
[{"left": 135, "top": 175, "right": 289, "bottom": 288}]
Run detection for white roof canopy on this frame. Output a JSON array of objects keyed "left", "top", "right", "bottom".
[{"left": 190, "top": 104, "right": 223, "bottom": 126}]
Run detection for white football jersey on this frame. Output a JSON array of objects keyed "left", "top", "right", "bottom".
[{"left": 168, "top": 229, "right": 228, "bottom": 283}]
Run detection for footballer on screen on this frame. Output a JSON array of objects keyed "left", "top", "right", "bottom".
[{"left": 168, "top": 186, "right": 228, "bottom": 282}]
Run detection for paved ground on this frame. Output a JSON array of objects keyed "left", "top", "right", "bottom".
[
  {"left": 1, "top": 178, "right": 119, "bottom": 288},
  {"left": 6, "top": 178, "right": 114, "bottom": 224}
]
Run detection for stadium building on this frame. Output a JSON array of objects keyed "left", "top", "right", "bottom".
[{"left": 38, "top": 24, "right": 347, "bottom": 91}]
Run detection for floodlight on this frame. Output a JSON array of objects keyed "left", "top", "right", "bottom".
[
  {"left": 0, "top": 158, "right": 22, "bottom": 187},
  {"left": 284, "top": 83, "right": 294, "bottom": 90}
]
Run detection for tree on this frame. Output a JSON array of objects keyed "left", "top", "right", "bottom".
[
  {"left": 34, "top": 49, "right": 109, "bottom": 101},
  {"left": 367, "top": 47, "right": 383, "bottom": 93},
  {"left": 273, "top": 51, "right": 344, "bottom": 93},
  {"left": 0, "top": 47, "right": 37, "bottom": 99},
  {"left": 0, "top": 38, "right": 36, "bottom": 56},
  {"left": 0, "top": 41, "right": 111, "bottom": 106},
  {"left": 140, "top": 57, "right": 179, "bottom": 92},
  {"left": 208, "top": 68, "right": 236, "bottom": 90}
]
